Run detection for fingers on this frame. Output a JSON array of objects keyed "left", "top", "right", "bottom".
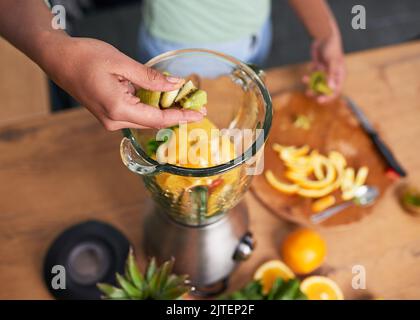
[
  {"left": 94, "top": 73, "right": 203, "bottom": 130},
  {"left": 101, "top": 119, "right": 149, "bottom": 131},
  {"left": 120, "top": 102, "right": 204, "bottom": 129},
  {"left": 99, "top": 98, "right": 204, "bottom": 130},
  {"left": 328, "top": 59, "right": 346, "bottom": 93},
  {"left": 117, "top": 76, "right": 136, "bottom": 95},
  {"left": 304, "top": 55, "right": 345, "bottom": 103},
  {"left": 319, "top": 59, "right": 345, "bottom": 103},
  {"left": 115, "top": 55, "right": 184, "bottom": 92},
  {"left": 102, "top": 105, "right": 204, "bottom": 130},
  {"left": 311, "top": 40, "right": 322, "bottom": 68}
]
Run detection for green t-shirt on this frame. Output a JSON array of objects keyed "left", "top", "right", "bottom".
[{"left": 142, "top": 0, "right": 271, "bottom": 44}]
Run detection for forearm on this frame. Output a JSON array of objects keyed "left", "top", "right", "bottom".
[
  {"left": 288, "top": 0, "right": 339, "bottom": 41},
  {"left": 0, "top": 0, "right": 69, "bottom": 69}
]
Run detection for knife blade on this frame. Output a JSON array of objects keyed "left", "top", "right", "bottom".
[{"left": 344, "top": 96, "right": 407, "bottom": 177}]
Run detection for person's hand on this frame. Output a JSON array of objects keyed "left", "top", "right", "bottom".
[
  {"left": 304, "top": 30, "right": 346, "bottom": 103},
  {"left": 43, "top": 37, "right": 204, "bottom": 130}
]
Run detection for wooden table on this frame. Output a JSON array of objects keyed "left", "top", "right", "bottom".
[
  {"left": 1, "top": 42, "right": 420, "bottom": 300},
  {"left": 0, "top": 38, "right": 49, "bottom": 126}
]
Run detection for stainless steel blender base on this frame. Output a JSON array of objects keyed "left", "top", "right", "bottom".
[{"left": 143, "top": 201, "right": 254, "bottom": 295}]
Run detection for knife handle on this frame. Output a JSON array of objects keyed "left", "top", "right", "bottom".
[{"left": 370, "top": 133, "right": 407, "bottom": 177}]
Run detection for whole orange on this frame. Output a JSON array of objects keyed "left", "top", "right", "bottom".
[{"left": 281, "top": 228, "right": 327, "bottom": 275}]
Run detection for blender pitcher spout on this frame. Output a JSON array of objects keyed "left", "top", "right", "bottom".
[{"left": 120, "top": 137, "right": 157, "bottom": 175}]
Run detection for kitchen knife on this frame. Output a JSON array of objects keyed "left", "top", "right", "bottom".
[{"left": 344, "top": 96, "right": 407, "bottom": 177}]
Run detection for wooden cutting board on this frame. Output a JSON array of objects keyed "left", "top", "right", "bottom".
[{"left": 251, "top": 91, "right": 392, "bottom": 227}]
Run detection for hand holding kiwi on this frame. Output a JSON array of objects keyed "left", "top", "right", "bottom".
[
  {"left": 308, "top": 71, "right": 333, "bottom": 96},
  {"left": 137, "top": 73, "right": 207, "bottom": 112}
]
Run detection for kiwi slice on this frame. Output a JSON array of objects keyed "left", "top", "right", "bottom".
[
  {"left": 309, "top": 71, "right": 333, "bottom": 96},
  {"left": 136, "top": 73, "right": 207, "bottom": 110},
  {"left": 175, "top": 80, "right": 197, "bottom": 102},
  {"left": 180, "top": 89, "right": 207, "bottom": 111},
  {"left": 160, "top": 89, "right": 180, "bottom": 108},
  {"left": 136, "top": 88, "right": 161, "bottom": 108}
]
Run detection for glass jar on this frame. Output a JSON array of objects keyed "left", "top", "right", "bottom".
[{"left": 120, "top": 49, "right": 272, "bottom": 226}]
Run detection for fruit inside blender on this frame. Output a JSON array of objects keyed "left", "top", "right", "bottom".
[{"left": 150, "top": 117, "right": 241, "bottom": 218}]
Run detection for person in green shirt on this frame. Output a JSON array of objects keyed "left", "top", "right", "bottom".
[
  {"left": 139, "top": 0, "right": 272, "bottom": 65},
  {"left": 0, "top": 0, "right": 345, "bottom": 130},
  {"left": 139, "top": 0, "right": 345, "bottom": 104}
]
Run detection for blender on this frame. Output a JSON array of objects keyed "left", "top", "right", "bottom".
[{"left": 120, "top": 49, "right": 272, "bottom": 295}]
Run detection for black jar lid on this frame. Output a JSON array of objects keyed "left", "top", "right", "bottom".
[{"left": 43, "top": 220, "right": 130, "bottom": 300}]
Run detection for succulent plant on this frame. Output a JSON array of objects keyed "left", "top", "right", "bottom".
[{"left": 97, "top": 249, "right": 190, "bottom": 300}]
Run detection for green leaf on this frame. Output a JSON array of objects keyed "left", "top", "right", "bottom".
[
  {"left": 146, "top": 257, "right": 157, "bottom": 282},
  {"left": 146, "top": 133, "right": 171, "bottom": 156},
  {"left": 243, "top": 281, "right": 263, "bottom": 300},
  {"left": 98, "top": 254, "right": 190, "bottom": 300},
  {"left": 147, "top": 265, "right": 161, "bottom": 298},
  {"left": 274, "top": 279, "right": 300, "bottom": 300},
  {"left": 97, "top": 283, "right": 128, "bottom": 299},
  {"left": 127, "top": 249, "right": 145, "bottom": 291},
  {"left": 146, "top": 139, "right": 160, "bottom": 156},
  {"left": 157, "top": 258, "right": 174, "bottom": 292},
  {"left": 294, "top": 289, "right": 308, "bottom": 300},
  {"left": 404, "top": 193, "right": 420, "bottom": 206},
  {"left": 220, "top": 280, "right": 264, "bottom": 300},
  {"left": 267, "top": 278, "right": 284, "bottom": 300},
  {"left": 116, "top": 273, "right": 142, "bottom": 299},
  {"left": 229, "top": 292, "right": 246, "bottom": 300},
  {"left": 162, "top": 274, "right": 180, "bottom": 291},
  {"left": 158, "top": 286, "right": 189, "bottom": 300}
]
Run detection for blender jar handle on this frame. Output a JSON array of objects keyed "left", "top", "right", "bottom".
[
  {"left": 120, "top": 137, "right": 157, "bottom": 175},
  {"left": 247, "top": 63, "right": 266, "bottom": 83}
]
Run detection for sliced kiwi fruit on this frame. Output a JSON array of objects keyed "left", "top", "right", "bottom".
[
  {"left": 136, "top": 89, "right": 161, "bottom": 108},
  {"left": 180, "top": 89, "right": 207, "bottom": 111},
  {"left": 175, "top": 80, "right": 196, "bottom": 102},
  {"left": 160, "top": 89, "right": 180, "bottom": 108},
  {"left": 309, "top": 71, "right": 333, "bottom": 96},
  {"left": 136, "top": 74, "right": 207, "bottom": 110}
]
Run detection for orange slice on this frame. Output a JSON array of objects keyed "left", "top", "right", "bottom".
[
  {"left": 265, "top": 170, "right": 299, "bottom": 194},
  {"left": 355, "top": 166, "right": 369, "bottom": 186},
  {"left": 311, "top": 195, "right": 336, "bottom": 212},
  {"left": 254, "top": 260, "right": 295, "bottom": 294},
  {"left": 297, "top": 183, "right": 337, "bottom": 198},
  {"left": 341, "top": 167, "right": 355, "bottom": 192},
  {"left": 273, "top": 144, "right": 310, "bottom": 161},
  {"left": 300, "top": 276, "right": 344, "bottom": 300},
  {"left": 286, "top": 156, "right": 336, "bottom": 189},
  {"left": 313, "top": 155, "right": 326, "bottom": 180}
]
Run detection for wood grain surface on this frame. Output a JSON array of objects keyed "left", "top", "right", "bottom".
[
  {"left": 0, "top": 42, "right": 420, "bottom": 299},
  {"left": 0, "top": 38, "right": 49, "bottom": 126}
]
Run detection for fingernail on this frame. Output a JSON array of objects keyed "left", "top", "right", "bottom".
[{"left": 166, "top": 76, "right": 183, "bottom": 84}]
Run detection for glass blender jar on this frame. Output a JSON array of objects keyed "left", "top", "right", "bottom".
[{"left": 120, "top": 49, "right": 272, "bottom": 294}]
